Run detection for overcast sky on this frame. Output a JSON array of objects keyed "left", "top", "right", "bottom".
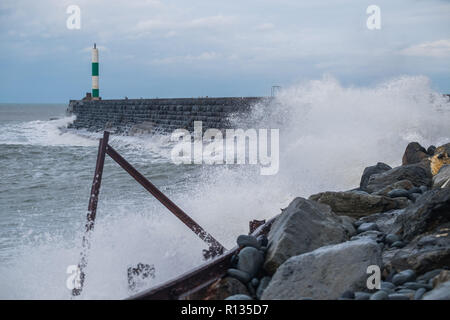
[{"left": 0, "top": 0, "right": 449, "bottom": 102}]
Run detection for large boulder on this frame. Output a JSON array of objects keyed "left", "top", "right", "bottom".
[
  {"left": 382, "top": 224, "right": 450, "bottom": 274},
  {"left": 433, "top": 165, "right": 450, "bottom": 189},
  {"left": 422, "top": 281, "right": 450, "bottom": 300},
  {"left": 402, "top": 142, "right": 429, "bottom": 166},
  {"left": 394, "top": 187, "right": 450, "bottom": 240},
  {"left": 261, "top": 239, "right": 382, "bottom": 300},
  {"left": 366, "top": 163, "right": 433, "bottom": 194},
  {"left": 430, "top": 143, "right": 450, "bottom": 176},
  {"left": 309, "top": 191, "right": 408, "bottom": 218},
  {"left": 360, "top": 162, "right": 392, "bottom": 191},
  {"left": 263, "top": 197, "right": 352, "bottom": 274},
  {"left": 373, "top": 180, "right": 415, "bottom": 196}
]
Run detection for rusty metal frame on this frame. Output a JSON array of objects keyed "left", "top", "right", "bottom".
[{"left": 73, "top": 131, "right": 226, "bottom": 296}]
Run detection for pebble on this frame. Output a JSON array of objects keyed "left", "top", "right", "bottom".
[
  {"left": 391, "top": 240, "right": 406, "bottom": 248},
  {"left": 408, "top": 187, "right": 422, "bottom": 194},
  {"left": 256, "top": 276, "right": 271, "bottom": 299},
  {"left": 256, "top": 235, "right": 268, "bottom": 247},
  {"left": 237, "top": 247, "right": 264, "bottom": 278},
  {"left": 227, "top": 268, "right": 251, "bottom": 283},
  {"left": 225, "top": 294, "right": 253, "bottom": 300},
  {"left": 388, "top": 293, "right": 410, "bottom": 300},
  {"left": 414, "top": 288, "right": 426, "bottom": 300},
  {"left": 251, "top": 278, "right": 260, "bottom": 288},
  {"left": 388, "top": 189, "right": 410, "bottom": 198},
  {"left": 370, "top": 291, "right": 389, "bottom": 300},
  {"left": 419, "top": 185, "right": 428, "bottom": 193},
  {"left": 357, "top": 222, "right": 378, "bottom": 234},
  {"left": 385, "top": 234, "right": 401, "bottom": 245},
  {"left": 417, "top": 269, "right": 443, "bottom": 282},
  {"left": 354, "top": 292, "right": 371, "bottom": 300},
  {"left": 341, "top": 290, "right": 355, "bottom": 299},
  {"left": 392, "top": 269, "right": 416, "bottom": 286},
  {"left": 403, "top": 282, "right": 432, "bottom": 290},
  {"left": 237, "top": 235, "right": 260, "bottom": 249}
]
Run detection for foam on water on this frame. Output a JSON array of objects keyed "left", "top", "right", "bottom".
[{"left": 0, "top": 75, "right": 449, "bottom": 299}]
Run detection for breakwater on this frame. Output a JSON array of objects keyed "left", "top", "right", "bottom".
[{"left": 67, "top": 97, "right": 268, "bottom": 134}]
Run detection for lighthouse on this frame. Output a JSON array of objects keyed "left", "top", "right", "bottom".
[{"left": 92, "top": 43, "right": 99, "bottom": 99}]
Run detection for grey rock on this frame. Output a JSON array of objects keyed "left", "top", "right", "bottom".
[
  {"left": 373, "top": 180, "right": 415, "bottom": 196},
  {"left": 357, "top": 222, "right": 379, "bottom": 233},
  {"left": 237, "top": 235, "right": 260, "bottom": 249},
  {"left": 225, "top": 294, "right": 253, "bottom": 300},
  {"left": 433, "top": 165, "right": 450, "bottom": 189},
  {"left": 402, "top": 142, "right": 429, "bottom": 166},
  {"left": 360, "top": 162, "right": 392, "bottom": 191},
  {"left": 309, "top": 191, "right": 408, "bottom": 218},
  {"left": 370, "top": 290, "right": 389, "bottom": 300},
  {"left": 351, "top": 230, "right": 384, "bottom": 242},
  {"left": 256, "top": 276, "right": 271, "bottom": 299},
  {"left": 422, "top": 281, "right": 450, "bottom": 300},
  {"left": 392, "top": 269, "right": 416, "bottom": 286},
  {"left": 237, "top": 247, "right": 264, "bottom": 278},
  {"left": 394, "top": 187, "right": 450, "bottom": 240},
  {"left": 366, "top": 163, "right": 433, "bottom": 194},
  {"left": 408, "top": 186, "right": 423, "bottom": 194},
  {"left": 385, "top": 234, "right": 401, "bottom": 245},
  {"left": 227, "top": 268, "right": 251, "bottom": 283},
  {"left": 388, "top": 293, "right": 410, "bottom": 300},
  {"left": 418, "top": 269, "right": 443, "bottom": 282},
  {"left": 391, "top": 241, "right": 406, "bottom": 248},
  {"left": 256, "top": 235, "right": 268, "bottom": 247},
  {"left": 403, "top": 282, "right": 432, "bottom": 290},
  {"left": 264, "top": 197, "right": 350, "bottom": 274},
  {"left": 341, "top": 290, "right": 355, "bottom": 299},
  {"left": 420, "top": 185, "right": 428, "bottom": 193},
  {"left": 381, "top": 281, "right": 396, "bottom": 291},
  {"left": 251, "top": 278, "right": 259, "bottom": 288},
  {"left": 261, "top": 239, "right": 382, "bottom": 300},
  {"left": 414, "top": 287, "right": 426, "bottom": 300},
  {"left": 354, "top": 292, "right": 371, "bottom": 300},
  {"left": 388, "top": 189, "right": 410, "bottom": 199}
]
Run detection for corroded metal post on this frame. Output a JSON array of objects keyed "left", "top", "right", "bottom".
[{"left": 72, "top": 131, "right": 109, "bottom": 296}]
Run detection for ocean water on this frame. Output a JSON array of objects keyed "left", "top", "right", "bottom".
[{"left": 0, "top": 76, "right": 448, "bottom": 299}]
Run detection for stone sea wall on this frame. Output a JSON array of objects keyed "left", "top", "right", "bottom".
[{"left": 67, "top": 97, "right": 268, "bottom": 134}]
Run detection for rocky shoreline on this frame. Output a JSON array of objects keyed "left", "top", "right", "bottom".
[{"left": 195, "top": 142, "right": 450, "bottom": 300}]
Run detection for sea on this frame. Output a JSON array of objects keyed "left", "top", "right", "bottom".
[{"left": 0, "top": 75, "right": 448, "bottom": 299}]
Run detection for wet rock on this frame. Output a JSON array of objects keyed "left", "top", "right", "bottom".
[
  {"left": 422, "top": 281, "right": 450, "bottom": 300},
  {"left": 237, "top": 247, "right": 264, "bottom": 278},
  {"left": 261, "top": 239, "right": 382, "bottom": 300},
  {"left": 354, "top": 292, "right": 371, "bottom": 300},
  {"left": 403, "top": 282, "right": 432, "bottom": 290},
  {"left": 392, "top": 269, "right": 416, "bottom": 286},
  {"left": 388, "top": 293, "right": 410, "bottom": 300},
  {"left": 351, "top": 230, "right": 384, "bottom": 243},
  {"left": 391, "top": 241, "right": 406, "bottom": 248},
  {"left": 257, "top": 235, "right": 268, "bottom": 247},
  {"left": 433, "top": 165, "right": 450, "bottom": 189},
  {"left": 385, "top": 234, "right": 401, "bottom": 245},
  {"left": 431, "top": 270, "right": 450, "bottom": 288},
  {"left": 402, "top": 142, "right": 429, "bottom": 166},
  {"left": 341, "top": 290, "right": 355, "bottom": 299},
  {"left": 256, "top": 276, "right": 271, "bottom": 299},
  {"left": 263, "top": 197, "right": 350, "bottom": 274},
  {"left": 251, "top": 278, "right": 259, "bottom": 288},
  {"left": 360, "top": 162, "right": 392, "bottom": 191},
  {"left": 366, "top": 163, "right": 433, "bottom": 194},
  {"left": 427, "top": 146, "right": 437, "bottom": 156},
  {"left": 227, "top": 269, "right": 251, "bottom": 283},
  {"left": 225, "top": 294, "right": 253, "bottom": 300},
  {"left": 370, "top": 290, "right": 389, "bottom": 300},
  {"left": 374, "top": 180, "right": 414, "bottom": 196},
  {"left": 357, "top": 222, "right": 379, "bottom": 233},
  {"left": 414, "top": 287, "right": 426, "bottom": 300},
  {"left": 417, "top": 269, "right": 443, "bottom": 282},
  {"left": 395, "top": 187, "right": 450, "bottom": 240},
  {"left": 380, "top": 281, "right": 395, "bottom": 293},
  {"left": 237, "top": 235, "right": 260, "bottom": 249},
  {"left": 388, "top": 189, "right": 410, "bottom": 199},
  {"left": 309, "top": 191, "right": 408, "bottom": 218},
  {"left": 430, "top": 143, "right": 450, "bottom": 176}
]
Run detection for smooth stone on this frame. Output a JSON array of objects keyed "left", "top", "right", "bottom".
[
  {"left": 370, "top": 290, "right": 389, "bottom": 300},
  {"left": 385, "top": 234, "right": 401, "bottom": 245},
  {"left": 227, "top": 268, "right": 251, "bottom": 283},
  {"left": 381, "top": 281, "right": 396, "bottom": 290},
  {"left": 403, "top": 282, "right": 432, "bottom": 290},
  {"left": 251, "top": 278, "right": 259, "bottom": 288},
  {"left": 257, "top": 235, "right": 268, "bottom": 247},
  {"left": 256, "top": 276, "right": 271, "bottom": 299},
  {"left": 225, "top": 294, "right": 253, "bottom": 300},
  {"left": 237, "top": 247, "right": 264, "bottom": 278},
  {"left": 388, "top": 293, "right": 410, "bottom": 300},
  {"left": 357, "top": 222, "right": 378, "bottom": 234},
  {"left": 237, "top": 235, "right": 260, "bottom": 249},
  {"left": 414, "top": 288, "right": 426, "bottom": 300},
  {"left": 388, "top": 189, "right": 410, "bottom": 198},
  {"left": 341, "top": 290, "right": 355, "bottom": 299},
  {"left": 423, "top": 281, "right": 450, "bottom": 300},
  {"left": 392, "top": 269, "right": 416, "bottom": 286},
  {"left": 417, "top": 269, "right": 443, "bottom": 282},
  {"left": 354, "top": 292, "right": 371, "bottom": 300},
  {"left": 419, "top": 185, "right": 428, "bottom": 193},
  {"left": 391, "top": 241, "right": 406, "bottom": 248},
  {"left": 408, "top": 187, "right": 423, "bottom": 194}
]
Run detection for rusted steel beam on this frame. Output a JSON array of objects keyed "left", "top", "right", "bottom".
[
  {"left": 249, "top": 219, "right": 266, "bottom": 234},
  {"left": 73, "top": 131, "right": 110, "bottom": 296},
  {"left": 128, "top": 216, "right": 276, "bottom": 300},
  {"left": 105, "top": 144, "right": 226, "bottom": 257}
]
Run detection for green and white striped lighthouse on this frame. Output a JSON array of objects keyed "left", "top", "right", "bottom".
[{"left": 92, "top": 43, "right": 99, "bottom": 99}]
